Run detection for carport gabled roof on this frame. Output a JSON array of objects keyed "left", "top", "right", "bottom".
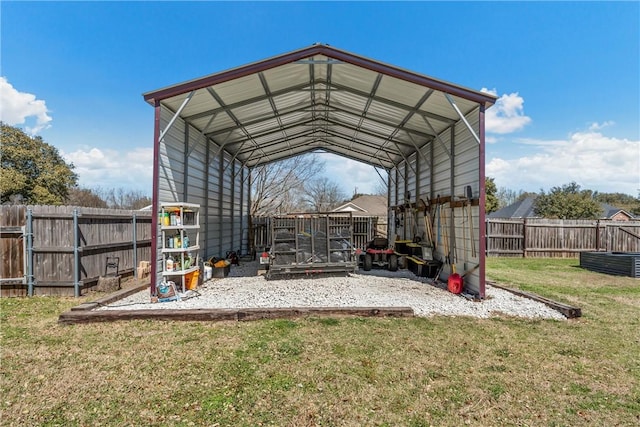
[{"left": 143, "top": 44, "right": 496, "bottom": 170}]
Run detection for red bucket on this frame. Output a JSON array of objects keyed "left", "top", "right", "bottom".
[{"left": 447, "top": 273, "right": 463, "bottom": 294}]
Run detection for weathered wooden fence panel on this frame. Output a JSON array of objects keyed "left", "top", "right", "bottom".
[
  {"left": 487, "top": 218, "right": 640, "bottom": 258},
  {"left": 252, "top": 216, "right": 271, "bottom": 252},
  {"left": 485, "top": 219, "right": 524, "bottom": 257},
  {"left": 0, "top": 205, "right": 153, "bottom": 297},
  {"left": 0, "top": 206, "right": 26, "bottom": 295}
]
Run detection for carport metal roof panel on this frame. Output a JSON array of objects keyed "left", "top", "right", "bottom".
[{"left": 144, "top": 44, "right": 496, "bottom": 170}]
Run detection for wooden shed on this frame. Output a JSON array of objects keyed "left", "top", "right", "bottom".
[{"left": 143, "top": 44, "right": 496, "bottom": 297}]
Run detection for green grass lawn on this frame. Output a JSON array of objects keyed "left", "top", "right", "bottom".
[{"left": 1, "top": 258, "right": 639, "bottom": 426}]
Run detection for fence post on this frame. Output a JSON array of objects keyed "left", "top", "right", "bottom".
[
  {"left": 595, "top": 219, "right": 600, "bottom": 251},
  {"left": 522, "top": 218, "right": 527, "bottom": 258},
  {"left": 26, "top": 208, "right": 34, "bottom": 297},
  {"left": 73, "top": 208, "right": 80, "bottom": 297},
  {"left": 133, "top": 213, "right": 138, "bottom": 278}
]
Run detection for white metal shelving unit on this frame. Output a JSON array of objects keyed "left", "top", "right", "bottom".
[{"left": 159, "top": 202, "right": 200, "bottom": 292}]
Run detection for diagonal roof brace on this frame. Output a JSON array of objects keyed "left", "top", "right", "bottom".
[
  {"left": 406, "top": 132, "right": 432, "bottom": 169},
  {"left": 186, "top": 112, "right": 217, "bottom": 158},
  {"left": 207, "top": 87, "right": 272, "bottom": 162},
  {"left": 159, "top": 90, "right": 195, "bottom": 142},
  {"left": 420, "top": 114, "right": 451, "bottom": 159},
  {"left": 258, "top": 72, "right": 291, "bottom": 148},
  {"left": 445, "top": 93, "right": 481, "bottom": 144}
]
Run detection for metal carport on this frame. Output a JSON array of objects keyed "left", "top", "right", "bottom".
[{"left": 143, "top": 44, "right": 496, "bottom": 297}]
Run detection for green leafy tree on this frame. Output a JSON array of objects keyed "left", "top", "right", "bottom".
[
  {"left": 1, "top": 124, "right": 77, "bottom": 204},
  {"left": 534, "top": 182, "right": 602, "bottom": 219},
  {"left": 594, "top": 191, "right": 640, "bottom": 216},
  {"left": 485, "top": 177, "right": 499, "bottom": 213}
]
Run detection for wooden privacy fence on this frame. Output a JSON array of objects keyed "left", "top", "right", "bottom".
[
  {"left": 1, "top": 205, "right": 152, "bottom": 297},
  {"left": 486, "top": 218, "right": 640, "bottom": 257}
]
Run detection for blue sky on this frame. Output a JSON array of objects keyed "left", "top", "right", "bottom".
[{"left": 1, "top": 1, "right": 638, "bottom": 197}]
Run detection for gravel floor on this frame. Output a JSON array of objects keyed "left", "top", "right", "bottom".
[{"left": 96, "top": 261, "right": 566, "bottom": 320}]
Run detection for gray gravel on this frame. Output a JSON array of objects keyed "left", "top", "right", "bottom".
[{"left": 96, "top": 261, "right": 566, "bottom": 320}]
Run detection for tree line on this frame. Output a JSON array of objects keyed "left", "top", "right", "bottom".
[
  {"left": 4, "top": 123, "right": 636, "bottom": 218},
  {"left": 1, "top": 123, "right": 378, "bottom": 212},
  {"left": 485, "top": 177, "right": 640, "bottom": 219},
  {"left": 1, "top": 123, "right": 151, "bottom": 209}
]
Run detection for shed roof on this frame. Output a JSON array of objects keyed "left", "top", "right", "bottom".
[
  {"left": 333, "top": 195, "right": 388, "bottom": 216},
  {"left": 143, "top": 44, "right": 496, "bottom": 170}
]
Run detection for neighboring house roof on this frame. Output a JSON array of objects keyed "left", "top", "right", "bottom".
[
  {"left": 333, "top": 195, "right": 387, "bottom": 217},
  {"left": 488, "top": 197, "right": 635, "bottom": 220},
  {"left": 600, "top": 203, "right": 635, "bottom": 220},
  {"left": 488, "top": 197, "right": 537, "bottom": 219}
]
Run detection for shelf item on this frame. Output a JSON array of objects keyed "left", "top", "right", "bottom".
[{"left": 159, "top": 202, "right": 200, "bottom": 293}]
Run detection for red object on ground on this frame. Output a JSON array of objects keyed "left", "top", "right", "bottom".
[{"left": 447, "top": 273, "right": 463, "bottom": 294}]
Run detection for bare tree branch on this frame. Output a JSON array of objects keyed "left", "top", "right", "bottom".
[
  {"left": 250, "top": 154, "right": 325, "bottom": 216},
  {"left": 301, "top": 176, "right": 346, "bottom": 212}
]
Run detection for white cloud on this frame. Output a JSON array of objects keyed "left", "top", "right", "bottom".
[
  {"left": 481, "top": 87, "right": 531, "bottom": 134},
  {"left": 485, "top": 135, "right": 499, "bottom": 144},
  {"left": 0, "top": 77, "right": 52, "bottom": 134},
  {"left": 588, "top": 121, "right": 614, "bottom": 131},
  {"left": 486, "top": 129, "right": 640, "bottom": 195},
  {"left": 63, "top": 146, "right": 153, "bottom": 193},
  {"left": 318, "top": 152, "right": 383, "bottom": 195}
]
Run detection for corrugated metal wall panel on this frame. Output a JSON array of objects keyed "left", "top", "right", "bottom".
[
  {"left": 157, "top": 107, "right": 186, "bottom": 279},
  {"left": 158, "top": 108, "right": 186, "bottom": 203},
  {"left": 205, "top": 147, "right": 221, "bottom": 260},
  {"left": 390, "top": 109, "right": 481, "bottom": 295},
  {"left": 450, "top": 111, "right": 480, "bottom": 293},
  {"left": 431, "top": 129, "right": 452, "bottom": 198},
  {"left": 184, "top": 123, "right": 208, "bottom": 253},
  {"left": 418, "top": 143, "right": 432, "bottom": 200},
  {"left": 406, "top": 153, "right": 417, "bottom": 199},
  {"left": 219, "top": 153, "right": 234, "bottom": 256},
  {"left": 232, "top": 165, "right": 244, "bottom": 254},
  {"left": 453, "top": 112, "right": 480, "bottom": 196}
]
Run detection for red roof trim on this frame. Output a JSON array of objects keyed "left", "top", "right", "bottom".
[{"left": 143, "top": 44, "right": 497, "bottom": 106}]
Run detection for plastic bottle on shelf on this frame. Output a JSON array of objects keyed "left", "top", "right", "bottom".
[
  {"left": 175, "top": 212, "right": 181, "bottom": 226},
  {"left": 183, "top": 235, "right": 189, "bottom": 248},
  {"left": 166, "top": 255, "right": 174, "bottom": 272},
  {"left": 174, "top": 233, "right": 181, "bottom": 249}
]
